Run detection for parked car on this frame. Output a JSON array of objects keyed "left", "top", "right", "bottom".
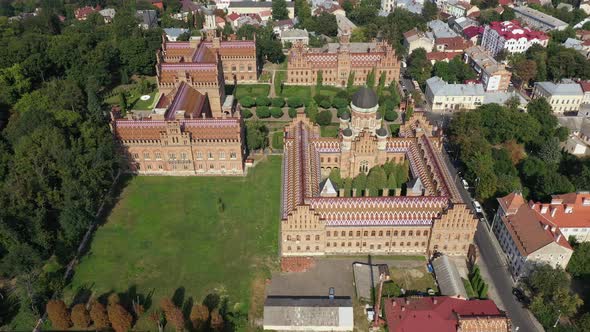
[
  {"left": 512, "top": 288, "right": 530, "bottom": 305},
  {"left": 462, "top": 179, "right": 469, "bottom": 189},
  {"left": 473, "top": 200, "right": 483, "bottom": 214}
]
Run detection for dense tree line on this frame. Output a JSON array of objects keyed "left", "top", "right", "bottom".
[
  {"left": 0, "top": 3, "right": 162, "bottom": 323},
  {"left": 448, "top": 99, "right": 583, "bottom": 201}
]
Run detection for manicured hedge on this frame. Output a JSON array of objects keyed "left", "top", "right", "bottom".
[{"left": 256, "top": 106, "right": 270, "bottom": 118}]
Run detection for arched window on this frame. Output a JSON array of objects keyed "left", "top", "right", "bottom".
[{"left": 359, "top": 160, "right": 369, "bottom": 173}]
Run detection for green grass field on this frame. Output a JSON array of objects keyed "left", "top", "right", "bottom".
[
  {"left": 234, "top": 84, "right": 270, "bottom": 100},
  {"left": 64, "top": 157, "right": 282, "bottom": 329},
  {"left": 280, "top": 85, "right": 312, "bottom": 100},
  {"left": 321, "top": 125, "right": 339, "bottom": 138}
]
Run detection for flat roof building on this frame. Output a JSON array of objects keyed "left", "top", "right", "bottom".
[
  {"left": 263, "top": 296, "right": 354, "bottom": 331},
  {"left": 512, "top": 6, "right": 568, "bottom": 32}
]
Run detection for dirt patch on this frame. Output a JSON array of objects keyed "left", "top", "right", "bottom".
[
  {"left": 248, "top": 273, "right": 268, "bottom": 330},
  {"left": 281, "top": 257, "right": 316, "bottom": 272},
  {"left": 407, "top": 269, "right": 424, "bottom": 279}
]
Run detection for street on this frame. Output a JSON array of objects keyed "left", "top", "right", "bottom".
[{"left": 437, "top": 127, "right": 543, "bottom": 332}]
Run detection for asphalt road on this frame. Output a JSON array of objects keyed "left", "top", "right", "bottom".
[{"left": 437, "top": 132, "right": 543, "bottom": 332}]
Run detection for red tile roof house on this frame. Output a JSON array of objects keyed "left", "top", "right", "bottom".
[
  {"left": 481, "top": 20, "right": 549, "bottom": 57},
  {"left": 384, "top": 296, "right": 511, "bottom": 332},
  {"left": 74, "top": 6, "right": 100, "bottom": 21},
  {"left": 492, "top": 192, "right": 576, "bottom": 280}
]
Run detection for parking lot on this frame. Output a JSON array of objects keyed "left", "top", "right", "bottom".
[{"left": 266, "top": 256, "right": 428, "bottom": 298}]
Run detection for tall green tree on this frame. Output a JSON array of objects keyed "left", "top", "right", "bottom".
[
  {"left": 272, "top": 0, "right": 290, "bottom": 20},
  {"left": 407, "top": 48, "right": 432, "bottom": 86}
]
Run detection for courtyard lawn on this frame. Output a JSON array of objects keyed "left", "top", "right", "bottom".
[
  {"left": 280, "top": 85, "right": 312, "bottom": 100},
  {"left": 64, "top": 156, "right": 282, "bottom": 329},
  {"left": 321, "top": 125, "right": 340, "bottom": 138},
  {"left": 316, "top": 86, "right": 342, "bottom": 98},
  {"left": 130, "top": 91, "right": 158, "bottom": 110},
  {"left": 234, "top": 84, "right": 270, "bottom": 100},
  {"left": 389, "top": 265, "right": 437, "bottom": 294}
]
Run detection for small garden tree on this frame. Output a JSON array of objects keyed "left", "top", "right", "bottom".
[
  {"left": 306, "top": 100, "right": 319, "bottom": 123},
  {"left": 316, "top": 70, "right": 323, "bottom": 88},
  {"left": 190, "top": 304, "right": 210, "bottom": 331},
  {"left": 246, "top": 121, "right": 269, "bottom": 151},
  {"left": 256, "top": 96, "right": 271, "bottom": 106},
  {"left": 108, "top": 303, "right": 133, "bottom": 332},
  {"left": 384, "top": 109, "right": 398, "bottom": 122},
  {"left": 319, "top": 99, "right": 332, "bottom": 109},
  {"left": 242, "top": 108, "right": 253, "bottom": 118},
  {"left": 256, "top": 106, "right": 271, "bottom": 118},
  {"left": 240, "top": 96, "right": 256, "bottom": 108},
  {"left": 288, "top": 107, "right": 297, "bottom": 118},
  {"left": 71, "top": 303, "right": 91, "bottom": 328},
  {"left": 46, "top": 300, "right": 71, "bottom": 330},
  {"left": 90, "top": 302, "right": 110, "bottom": 329},
  {"left": 270, "top": 107, "right": 284, "bottom": 118},
  {"left": 332, "top": 97, "right": 348, "bottom": 109},
  {"left": 271, "top": 97, "right": 285, "bottom": 107},
  {"left": 316, "top": 110, "right": 332, "bottom": 126}
]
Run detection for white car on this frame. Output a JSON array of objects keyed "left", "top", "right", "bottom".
[
  {"left": 462, "top": 179, "right": 469, "bottom": 189},
  {"left": 473, "top": 200, "right": 483, "bottom": 214}
]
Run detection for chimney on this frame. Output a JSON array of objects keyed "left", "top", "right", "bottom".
[
  {"left": 433, "top": 298, "right": 437, "bottom": 304},
  {"left": 544, "top": 224, "right": 549, "bottom": 230},
  {"left": 401, "top": 307, "right": 405, "bottom": 312},
  {"left": 551, "top": 226, "right": 557, "bottom": 233},
  {"left": 541, "top": 205, "right": 548, "bottom": 214},
  {"left": 551, "top": 207, "right": 557, "bottom": 217}
]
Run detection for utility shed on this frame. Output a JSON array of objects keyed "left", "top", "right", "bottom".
[
  {"left": 431, "top": 255, "right": 468, "bottom": 299},
  {"left": 263, "top": 296, "right": 354, "bottom": 331}
]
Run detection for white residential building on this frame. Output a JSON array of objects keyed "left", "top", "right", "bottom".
[
  {"left": 280, "top": 29, "right": 309, "bottom": 46},
  {"left": 403, "top": 28, "right": 435, "bottom": 54},
  {"left": 481, "top": 20, "right": 548, "bottom": 57},
  {"left": 464, "top": 46, "right": 512, "bottom": 91},
  {"left": 493, "top": 192, "right": 574, "bottom": 280},
  {"left": 425, "top": 76, "right": 485, "bottom": 111},
  {"left": 532, "top": 81, "right": 584, "bottom": 114}
]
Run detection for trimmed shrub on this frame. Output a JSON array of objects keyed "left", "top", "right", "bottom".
[
  {"left": 270, "top": 107, "right": 284, "bottom": 118},
  {"left": 314, "top": 94, "right": 330, "bottom": 105},
  {"left": 337, "top": 108, "right": 350, "bottom": 119},
  {"left": 384, "top": 110, "right": 398, "bottom": 122},
  {"left": 288, "top": 108, "right": 298, "bottom": 118},
  {"left": 332, "top": 97, "right": 348, "bottom": 109},
  {"left": 256, "top": 96, "right": 271, "bottom": 106},
  {"left": 335, "top": 89, "right": 350, "bottom": 101},
  {"left": 256, "top": 106, "right": 270, "bottom": 118},
  {"left": 287, "top": 96, "right": 304, "bottom": 108},
  {"left": 240, "top": 96, "right": 256, "bottom": 108},
  {"left": 316, "top": 110, "right": 333, "bottom": 126},
  {"left": 319, "top": 99, "right": 332, "bottom": 109},
  {"left": 271, "top": 97, "right": 285, "bottom": 107},
  {"left": 242, "top": 108, "right": 253, "bottom": 118}
]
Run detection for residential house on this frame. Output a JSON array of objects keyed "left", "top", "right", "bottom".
[
  {"left": 426, "top": 76, "right": 485, "bottom": 111},
  {"left": 75, "top": 6, "right": 99, "bottom": 21},
  {"left": 576, "top": 30, "right": 590, "bottom": 41},
  {"left": 563, "top": 38, "right": 590, "bottom": 58},
  {"left": 136, "top": 10, "right": 158, "bottom": 29},
  {"left": 493, "top": 192, "right": 574, "bottom": 279},
  {"left": 384, "top": 296, "right": 511, "bottom": 332},
  {"left": 434, "top": 36, "right": 471, "bottom": 52},
  {"left": 444, "top": 1, "right": 479, "bottom": 18},
  {"left": 281, "top": 29, "right": 310, "bottom": 46},
  {"left": 449, "top": 16, "right": 479, "bottom": 34},
  {"left": 99, "top": 8, "right": 116, "bottom": 23},
  {"left": 464, "top": 45, "right": 512, "bottom": 91},
  {"left": 481, "top": 20, "right": 548, "bottom": 57},
  {"left": 335, "top": 13, "right": 357, "bottom": 35},
  {"left": 428, "top": 19, "right": 459, "bottom": 38},
  {"left": 403, "top": 28, "right": 435, "bottom": 54},
  {"left": 532, "top": 81, "right": 584, "bottom": 114},
  {"left": 426, "top": 51, "right": 464, "bottom": 63},
  {"left": 164, "top": 28, "right": 189, "bottom": 41},
  {"left": 462, "top": 25, "right": 484, "bottom": 44},
  {"left": 513, "top": 6, "right": 568, "bottom": 31},
  {"left": 273, "top": 18, "right": 296, "bottom": 35},
  {"left": 263, "top": 296, "right": 353, "bottom": 331},
  {"left": 313, "top": 2, "right": 346, "bottom": 16},
  {"left": 235, "top": 15, "right": 261, "bottom": 28},
  {"left": 558, "top": 115, "right": 590, "bottom": 156},
  {"left": 581, "top": 0, "right": 590, "bottom": 15},
  {"left": 226, "top": 12, "right": 241, "bottom": 28}
]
